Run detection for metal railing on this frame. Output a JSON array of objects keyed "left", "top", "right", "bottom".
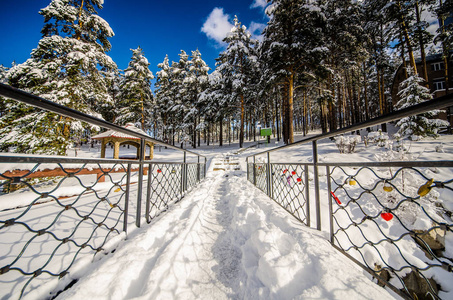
[
  {"left": 0, "top": 83, "right": 206, "bottom": 299},
  {"left": 247, "top": 93, "right": 453, "bottom": 299}
]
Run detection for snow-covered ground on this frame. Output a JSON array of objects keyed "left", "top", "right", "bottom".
[
  {"left": 54, "top": 153, "right": 395, "bottom": 300},
  {"left": 1, "top": 129, "right": 452, "bottom": 299}
]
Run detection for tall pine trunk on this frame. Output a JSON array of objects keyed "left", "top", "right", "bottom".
[
  {"left": 219, "top": 118, "right": 223, "bottom": 147},
  {"left": 415, "top": 1, "right": 428, "bottom": 86},
  {"left": 239, "top": 93, "right": 245, "bottom": 148},
  {"left": 287, "top": 71, "right": 295, "bottom": 144}
]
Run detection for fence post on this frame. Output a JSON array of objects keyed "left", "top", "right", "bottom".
[
  {"left": 253, "top": 155, "right": 257, "bottom": 186},
  {"left": 246, "top": 157, "right": 249, "bottom": 181},
  {"left": 204, "top": 157, "right": 207, "bottom": 179},
  {"left": 145, "top": 163, "right": 152, "bottom": 224},
  {"left": 326, "top": 166, "right": 334, "bottom": 243},
  {"left": 181, "top": 152, "right": 186, "bottom": 194},
  {"left": 304, "top": 164, "right": 310, "bottom": 227},
  {"left": 197, "top": 156, "right": 200, "bottom": 182},
  {"left": 124, "top": 163, "right": 132, "bottom": 234},
  {"left": 184, "top": 152, "right": 189, "bottom": 191},
  {"left": 136, "top": 138, "right": 145, "bottom": 228},
  {"left": 267, "top": 152, "right": 272, "bottom": 198},
  {"left": 313, "top": 141, "right": 321, "bottom": 231}
]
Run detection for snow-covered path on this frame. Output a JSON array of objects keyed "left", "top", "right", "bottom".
[{"left": 58, "top": 154, "right": 395, "bottom": 300}]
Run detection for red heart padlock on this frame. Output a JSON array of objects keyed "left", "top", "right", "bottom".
[
  {"left": 157, "top": 169, "right": 162, "bottom": 173},
  {"left": 291, "top": 171, "right": 296, "bottom": 175},
  {"left": 380, "top": 212, "right": 393, "bottom": 221},
  {"left": 297, "top": 177, "right": 302, "bottom": 182}
]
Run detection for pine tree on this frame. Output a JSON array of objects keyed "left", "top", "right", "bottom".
[
  {"left": 1, "top": 0, "right": 117, "bottom": 155},
  {"left": 117, "top": 47, "right": 154, "bottom": 130},
  {"left": 0, "top": 65, "right": 9, "bottom": 119},
  {"left": 102, "top": 69, "right": 122, "bottom": 123},
  {"left": 322, "top": 0, "right": 369, "bottom": 130},
  {"left": 185, "top": 49, "right": 209, "bottom": 148},
  {"left": 396, "top": 67, "right": 449, "bottom": 139},
  {"left": 261, "top": 0, "right": 326, "bottom": 143},
  {"left": 155, "top": 55, "right": 174, "bottom": 143},
  {"left": 216, "top": 16, "right": 258, "bottom": 148},
  {"left": 171, "top": 50, "right": 192, "bottom": 146}
]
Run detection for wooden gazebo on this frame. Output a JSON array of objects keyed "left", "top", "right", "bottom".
[{"left": 92, "top": 123, "right": 154, "bottom": 160}]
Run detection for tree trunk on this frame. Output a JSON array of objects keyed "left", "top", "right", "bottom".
[
  {"left": 197, "top": 116, "right": 201, "bottom": 147},
  {"left": 193, "top": 117, "right": 197, "bottom": 149},
  {"left": 303, "top": 90, "right": 307, "bottom": 136},
  {"left": 439, "top": 0, "right": 450, "bottom": 94},
  {"left": 415, "top": 1, "right": 428, "bottom": 86},
  {"left": 240, "top": 94, "right": 245, "bottom": 148},
  {"left": 219, "top": 118, "right": 223, "bottom": 147},
  {"left": 287, "top": 72, "right": 295, "bottom": 144},
  {"left": 397, "top": 0, "right": 417, "bottom": 71},
  {"left": 275, "top": 93, "right": 280, "bottom": 141},
  {"left": 363, "top": 62, "right": 370, "bottom": 120}
]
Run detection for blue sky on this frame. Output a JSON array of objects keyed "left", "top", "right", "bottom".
[{"left": 0, "top": 0, "right": 269, "bottom": 76}]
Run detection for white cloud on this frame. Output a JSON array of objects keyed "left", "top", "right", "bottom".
[
  {"left": 422, "top": 9, "right": 439, "bottom": 36},
  {"left": 250, "top": 0, "right": 268, "bottom": 9},
  {"left": 249, "top": 21, "right": 266, "bottom": 42},
  {"left": 201, "top": 7, "right": 234, "bottom": 46}
]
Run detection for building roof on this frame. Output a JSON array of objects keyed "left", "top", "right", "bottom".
[{"left": 92, "top": 123, "right": 149, "bottom": 140}]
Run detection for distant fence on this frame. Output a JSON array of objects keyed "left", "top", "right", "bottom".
[
  {"left": 247, "top": 93, "right": 453, "bottom": 300},
  {"left": 0, "top": 83, "right": 206, "bottom": 299}
]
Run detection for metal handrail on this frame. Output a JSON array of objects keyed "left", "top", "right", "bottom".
[
  {"left": 247, "top": 92, "right": 453, "bottom": 158},
  {"left": 0, "top": 83, "right": 206, "bottom": 159}
]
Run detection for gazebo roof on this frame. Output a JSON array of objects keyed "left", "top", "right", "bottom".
[{"left": 92, "top": 123, "right": 149, "bottom": 140}]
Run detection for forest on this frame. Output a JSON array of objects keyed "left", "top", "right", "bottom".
[{"left": 0, "top": 0, "right": 452, "bottom": 154}]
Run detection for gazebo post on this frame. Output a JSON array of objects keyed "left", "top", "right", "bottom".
[
  {"left": 114, "top": 141, "right": 120, "bottom": 159},
  {"left": 101, "top": 140, "right": 106, "bottom": 158}
]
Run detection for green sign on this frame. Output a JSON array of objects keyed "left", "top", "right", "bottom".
[{"left": 260, "top": 128, "right": 272, "bottom": 136}]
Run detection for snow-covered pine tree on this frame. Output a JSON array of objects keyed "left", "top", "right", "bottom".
[
  {"left": 117, "top": 47, "right": 154, "bottom": 130},
  {"left": 171, "top": 50, "right": 192, "bottom": 146},
  {"left": 184, "top": 49, "right": 210, "bottom": 148},
  {"left": 198, "top": 70, "right": 224, "bottom": 146},
  {"left": 261, "top": 0, "right": 326, "bottom": 143},
  {"left": 155, "top": 55, "right": 175, "bottom": 143},
  {"left": 0, "top": 65, "right": 8, "bottom": 119},
  {"left": 0, "top": 65, "right": 7, "bottom": 84},
  {"left": 396, "top": 67, "right": 449, "bottom": 139},
  {"left": 322, "top": 0, "right": 369, "bottom": 130},
  {"left": 363, "top": 0, "right": 396, "bottom": 120},
  {"left": 1, "top": 0, "right": 117, "bottom": 155},
  {"left": 216, "top": 16, "right": 258, "bottom": 148},
  {"left": 102, "top": 69, "right": 122, "bottom": 123}
]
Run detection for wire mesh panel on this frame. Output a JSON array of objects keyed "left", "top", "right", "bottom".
[
  {"left": 145, "top": 163, "right": 183, "bottom": 221},
  {"left": 254, "top": 163, "right": 267, "bottom": 194},
  {"left": 271, "top": 164, "right": 310, "bottom": 225},
  {"left": 328, "top": 163, "right": 453, "bottom": 299},
  {"left": 186, "top": 163, "right": 199, "bottom": 190},
  {"left": 0, "top": 160, "right": 129, "bottom": 299}
]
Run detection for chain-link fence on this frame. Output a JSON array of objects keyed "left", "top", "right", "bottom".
[{"left": 246, "top": 93, "right": 453, "bottom": 299}]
